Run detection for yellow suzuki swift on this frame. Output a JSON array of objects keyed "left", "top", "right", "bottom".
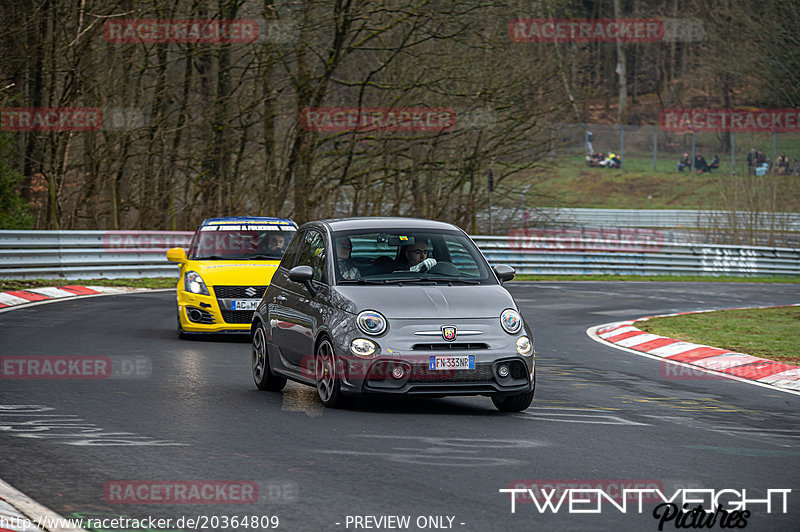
[{"left": 166, "top": 217, "right": 297, "bottom": 338}]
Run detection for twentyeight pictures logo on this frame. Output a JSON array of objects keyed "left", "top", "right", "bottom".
[{"left": 103, "top": 20, "right": 258, "bottom": 43}]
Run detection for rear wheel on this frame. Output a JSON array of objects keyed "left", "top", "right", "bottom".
[
  {"left": 315, "top": 337, "right": 350, "bottom": 408},
  {"left": 492, "top": 388, "right": 534, "bottom": 412},
  {"left": 252, "top": 323, "right": 286, "bottom": 391}
]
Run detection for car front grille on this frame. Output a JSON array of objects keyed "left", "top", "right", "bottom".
[
  {"left": 221, "top": 310, "right": 255, "bottom": 324},
  {"left": 213, "top": 285, "right": 267, "bottom": 299},
  {"left": 412, "top": 343, "right": 489, "bottom": 351}
]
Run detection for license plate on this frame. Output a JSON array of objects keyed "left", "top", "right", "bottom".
[
  {"left": 231, "top": 299, "right": 260, "bottom": 311},
  {"left": 429, "top": 355, "right": 475, "bottom": 370}
]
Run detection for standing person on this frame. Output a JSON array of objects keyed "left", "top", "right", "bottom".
[
  {"left": 776, "top": 152, "right": 789, "bottom": 175},
  {"left": 747, "top": 148, "right": 757, "bottom": 175},
  {"left": 335, "top": 237, "right": 360, "bottom": 280}
]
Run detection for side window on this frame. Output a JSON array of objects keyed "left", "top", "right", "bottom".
[
  {"left": 444, "top": 236, "right": 480, "bottom": 277},
  {"left": 296, "top": 230, "right": 327, "bottom": 284},
  {"left": 279, "top": 230, "right": 303, "bottom": 269}
]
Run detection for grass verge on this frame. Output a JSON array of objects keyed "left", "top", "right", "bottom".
[{"left": 637, "top": 306, "right": 800, "bottom": 365}]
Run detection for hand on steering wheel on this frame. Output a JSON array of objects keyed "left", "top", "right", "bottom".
[{"left": 410, "top": 258, "right": 437, "bottom": 272}]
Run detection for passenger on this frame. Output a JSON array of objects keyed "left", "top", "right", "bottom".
[{"left": 336, "top": 237, "right": 360, "bottom": 280}]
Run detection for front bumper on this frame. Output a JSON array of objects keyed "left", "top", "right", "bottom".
[
  {"left": 336, "top": 354, "right": 535, "bottom": 397},
  {"left": 177, "top": 290, "right": 252, "bottom": 333}
]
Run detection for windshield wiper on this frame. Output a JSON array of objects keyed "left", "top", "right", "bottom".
[
  {"left": 339, "top": 278, "right": 388, "bottom": 284},
  {"left": 427, "top": 277, "right": 481, "bottom": 284},
  {"left": 195, "top": 255, "right": 226, "bottom": 260}
]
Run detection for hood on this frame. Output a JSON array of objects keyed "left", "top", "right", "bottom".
[
  {"left": 333, "top": 284, "right": 517, "bottom": 319},
  {"left": 189, "top": 260, "right": 280, "bottom": 286}
]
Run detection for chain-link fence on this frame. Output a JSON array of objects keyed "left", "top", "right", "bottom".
[{"left": 550, "top": 123, "right": 800, "bottom": 176}]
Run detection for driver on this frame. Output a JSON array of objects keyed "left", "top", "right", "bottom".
[
  {"left": 264, "top": 233, "right": 287, "bottom": 254},
  {"left": 400, "top": 240, "right": 437, "bottom": 272}
]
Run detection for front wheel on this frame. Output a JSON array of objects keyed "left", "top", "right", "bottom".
[
  {"left": 492, "top": 389, "right": 534, "bottom": 412},
  {"left": 315, "top": 338, "right": 350, "bottom": 408},
  {"left": 252, "top": 323, "right": 286, "bottom": 391}
]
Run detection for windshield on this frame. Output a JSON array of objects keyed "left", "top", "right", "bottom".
[
  {"left": 332, "top": 229, "right": 495, "bottom": 285},
  {"left": 189, "top": 227, "right": 296, "bottom": 260}
]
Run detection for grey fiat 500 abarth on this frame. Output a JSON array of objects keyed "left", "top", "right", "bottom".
[{"left": 250, "top": 217, "right": 535, "bottom": 411}]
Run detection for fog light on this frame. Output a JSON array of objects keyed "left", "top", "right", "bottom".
[
  {"left": 498, "top": 364, "right": 510, "bottom": 378},
  {"left": 392, "top": 366, "right": 405, "bottom": 379},
  {"left": 350, "top": 338, "right": 377, "bottom": 358}
]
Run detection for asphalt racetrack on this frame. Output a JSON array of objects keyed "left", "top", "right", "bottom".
[{"left": 1, "top": 282, "right": 799, "bottom": 531}]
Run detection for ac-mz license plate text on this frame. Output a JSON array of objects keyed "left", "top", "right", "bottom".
[{"left": 231, "top": 299, "right": 260, "bottom": 311}]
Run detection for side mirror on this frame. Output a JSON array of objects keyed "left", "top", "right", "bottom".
[
  {"left": 289, "top": 265, "right": 317, "bottom": 296},
  {"left": 166, "top": 247, "right": 187, "bottom": 263},
  {"left": 493, "top": 264, "right": 516, "bottom": 283}
]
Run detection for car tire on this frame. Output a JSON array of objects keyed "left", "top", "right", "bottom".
[
  {"left": 252, "top": 323, "right": 287, "bottom": 391},
  {"left": 315, "top": 337, "right": 351, "bottom": 408},
  {"left": 491, "top": 389, "right": 534, "bottom": 412}
]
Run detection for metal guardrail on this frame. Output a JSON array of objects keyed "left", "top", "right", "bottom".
[
  {"left": 0, "top": 231, "right": 192, "bottom": 280},
  {"left": 533, "top": 208, "right": 800, "bottom": 230},
  {"left": 0, "top": 229, "right": 798, "bottom": 279}
]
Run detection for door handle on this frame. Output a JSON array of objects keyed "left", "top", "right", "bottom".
[{"left": 276, "top": 295, "right": 287, "bottom": 302}]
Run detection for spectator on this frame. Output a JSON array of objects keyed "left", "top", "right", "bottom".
[
  {"left": 755, "top": 161, "right": 769, "bottom": 176},
  {"left": 776, "top": 152, "right": 789, "bottom": 175},
  {"left": 677, "top": 153, "right": 690, "bottom": 172},
  {"left": 708, "top": 154, "right": 720, "bottom": 171},
  {"left": 747, "top": 148, "right": 757, "bottom": 175},
  {"left": 757, "top": 150, "right": 767, "bottom": 168},
  {"left": 694, "top": 154, "right": 709, "bottom": 173}
]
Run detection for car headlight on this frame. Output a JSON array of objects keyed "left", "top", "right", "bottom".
[
  {"left": 500, "top": 309, "right": 522, "bottom": 334},
  {"left": 357, "top": 310, "right": 387, "bottom": 335},
  {"left": 516, "top": 336, "right": 533, "bottom": 356},
  {"left": 350, "top": 338, "right": 378, "bottom": 358},
  {"left": 184, "top": 271, "right": 209, "bottom": 295}
]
